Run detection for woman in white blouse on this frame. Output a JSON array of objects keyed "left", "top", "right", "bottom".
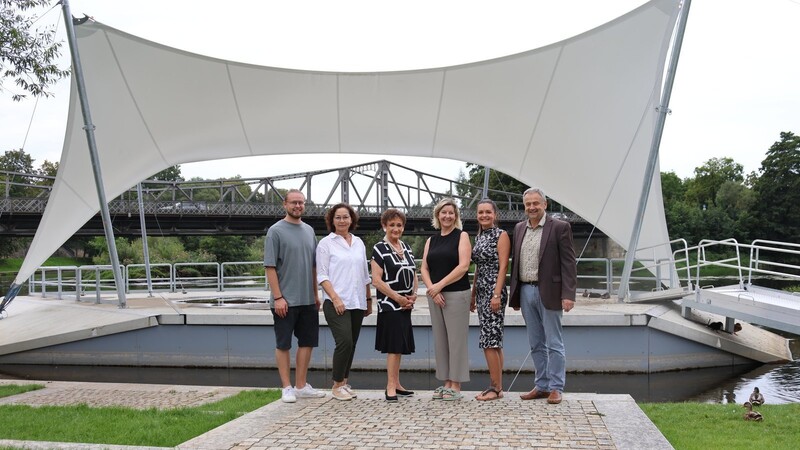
[{"left": 316, "top": 203, "right": 372, "bottom": 401}]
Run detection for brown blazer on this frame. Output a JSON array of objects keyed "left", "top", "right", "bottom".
[{"left": 508, "top": 216, "right": 577, "bottom": 310}]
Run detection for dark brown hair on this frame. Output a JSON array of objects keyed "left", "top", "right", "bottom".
[{"left": 324, "top": 203, "right": 359, "bottom": 232}]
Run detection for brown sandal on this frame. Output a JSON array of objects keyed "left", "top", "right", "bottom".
[{"left": 476, "top": 387, "right": 503, "bottom": 401}]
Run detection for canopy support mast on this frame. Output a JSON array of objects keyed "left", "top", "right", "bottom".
[
  {"left": 618, "top": 0, "right": 692, "bottom": 301},
  {"left": 60, "top": 0, "right": 127, "bottom": 308}
]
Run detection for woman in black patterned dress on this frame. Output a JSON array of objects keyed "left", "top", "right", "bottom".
[
  {"left": 470, "top": 198, "right": 511, "bottom": 401},
  {"left": 372, "top": 208, "right": 418, "bottom": 402}
]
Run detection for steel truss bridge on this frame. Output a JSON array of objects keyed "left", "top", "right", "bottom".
[{"left": 0, "top": 160, "right": 594, "bottom": 237}]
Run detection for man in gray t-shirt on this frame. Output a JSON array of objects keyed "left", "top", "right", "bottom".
[{"left": 264, "top": 189, "right": 324, "bottom": 402}]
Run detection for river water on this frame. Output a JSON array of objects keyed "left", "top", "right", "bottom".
[{"left": 2, "top": 339, "right": 797, "bottom": 404}]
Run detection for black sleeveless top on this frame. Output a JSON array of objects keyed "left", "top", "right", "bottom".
[{"left": 426, "top": 229, "right": 470, "bottom": 292}]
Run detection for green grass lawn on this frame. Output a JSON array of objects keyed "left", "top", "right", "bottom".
[
  {"left": 641, "top": 402, "right": 800, "bottom": 450},
  {"left": 0, "top": 388, "right": 279, "bottom": 447},
  {"left": 0, "top": 384, "right": 44, "bottom": 398}
]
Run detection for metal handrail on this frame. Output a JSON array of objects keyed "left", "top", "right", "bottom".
[
  {"left": 24, "top": 238, "right": 800, "bottom": 301},
  {"left": 220, "top": 261, "right": 268, "bottom": 291}
]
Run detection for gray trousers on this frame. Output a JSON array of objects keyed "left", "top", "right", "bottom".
[{"left": 428, "top": 289, "right": 471, "bottom": 382}]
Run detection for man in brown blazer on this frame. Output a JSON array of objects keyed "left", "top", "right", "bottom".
[{"left": 509, "top": 187, "right": 577, "bottom": 404}]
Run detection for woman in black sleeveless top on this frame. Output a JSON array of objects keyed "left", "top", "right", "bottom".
[{"left": 421, "top": 198, "right": 472, "bottom": 400}]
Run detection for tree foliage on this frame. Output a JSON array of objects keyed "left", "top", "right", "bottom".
[
  {"left": 455, "top": 164, "right": 528, "bottom": 210},
  {"left": 751, "top": 131, "right": 800, "bottom": 243},
  {"left": 0, "top": 148, "right": 36, "bottom": 195},
  {"left": 684, "top": 157, "right": 743, "bottom": 208},
  {"left": 149, "top": 165, "right": 182, "bottom": 182},
  {"left": 661, "top": 132, "right": 798, "bottom": 247},
  {"left": 1, "top": 0, "right": 70, "bottom": 101}
]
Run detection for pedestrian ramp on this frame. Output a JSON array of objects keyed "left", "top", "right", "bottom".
[
  {"left": 680, "top": 284, "right": 800, "bottom": 336},
  {"left": 628, "top": 286, "right": 693, "bottom": 303}
]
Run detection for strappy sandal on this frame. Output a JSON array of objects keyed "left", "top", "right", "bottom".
[
  {"left": 432, "top": 386, "right": 445, "bottom": 400},
  {"left": 476, "top": 387, "right": 503, "bottom": 401},
  {"left": 441, "top": 388, "right": 463, "bottom": 401}
]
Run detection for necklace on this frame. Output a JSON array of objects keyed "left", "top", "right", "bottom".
[{"left": 387, "top": 240, "right": 405, "bottom": 259}]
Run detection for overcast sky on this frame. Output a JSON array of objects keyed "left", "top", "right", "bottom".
[{"left": 1, "top": 0, "right": 799, "bottom": 183}]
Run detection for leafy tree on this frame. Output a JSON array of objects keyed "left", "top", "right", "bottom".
[
  {"left": 149, "top": 165, "right": 182, "bottom": 182},
  {"left": 660, "top": 171, "right": 685, "bottom": 206},
  {"left": 751, "top": 131, "right": 800, "bottom": 243},
  {"left": 1, "top": 0, "right": 70, "bottom": 101},
  {"left": 0, "top": 236, "right": 21, "bottom": 258},
  {"left": 455, "top": 164, "right": 528, "bottom": 210},
  {"left": 0, "top": 148, "right": 36, "bottom": 195},
  {"left": 199, "top": 235, "right": 249, "bottom": 263},
  {"left": 89, "top": 236, "right": 214, "bottom": 265},
  {"left": 715, "top": 181, "right": 754, "bottom": 219},
  {"left": 37, "top": 158, "right": 57, "bottom": 175},
  {"left": 684, "top": 157, "right": 744, "bottom": 208}
]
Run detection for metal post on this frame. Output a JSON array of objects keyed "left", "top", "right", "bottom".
[
  {"left": 136, "top": 183, "right": 153, "bottom": 296},
  {"left": 61, "top": 0, "right": 126, "bottom": 308},
  {"left": 618, "top": 0, "right": 692, "bottom": 301},
  {"left": 481, "top": 167, "right": 491, "bottom": 199}
]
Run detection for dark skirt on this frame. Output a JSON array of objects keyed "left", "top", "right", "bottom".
[{"left": 375, "top": 309, "right": 415, "bottom": 355}]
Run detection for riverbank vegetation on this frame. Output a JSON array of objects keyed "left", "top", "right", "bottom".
[
  {"left": 0, "top": 388, "right": 278, "bottom": 447},
  {"left": 641, "top": 402, "right": 800, "bottom": 450}
]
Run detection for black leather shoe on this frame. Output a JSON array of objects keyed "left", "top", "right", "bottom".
[
  {"left": 385, "top": 390, "right": 398, "bottom": 402},
  {"left": 396, "top": 389, "right": 415, "bottom": 397}
]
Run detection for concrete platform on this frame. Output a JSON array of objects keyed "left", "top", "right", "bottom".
[
  {"left": 0, "top": 292, "right": 792, "bottom": 373},
  {"left": 0, "top": 379, "right": 672, "bottom": 450}
]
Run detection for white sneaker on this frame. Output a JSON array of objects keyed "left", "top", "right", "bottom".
[
  {"left": 332, "top": 386, "right": 353, "bottom": 401},
  {"left": 295, "top": 383, "right": 326, "bottom": 398},
  {"left": 344, "top": 384, "right": 358, "bottom": 398},
  {"left": 281, "top": 386, "right": 296, "bottom": 403}
]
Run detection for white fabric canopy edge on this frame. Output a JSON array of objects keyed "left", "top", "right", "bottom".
[{"left": 13, "top": 0, "right": 682, "bottom": 288}]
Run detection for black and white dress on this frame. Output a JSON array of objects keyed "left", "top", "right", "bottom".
[
  {"left": 471, "top": 227, "right": 508, "bottom": 349},
  {"left": 372, "top": 240, "right": 416, "bottom": 354}
]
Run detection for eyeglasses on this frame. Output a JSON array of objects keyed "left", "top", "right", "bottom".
[{"left": 286, "top": 200, "right": 305, "bottom": 206}]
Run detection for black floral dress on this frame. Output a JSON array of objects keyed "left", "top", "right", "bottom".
[{"left": 471, "top": 227, "right": 507, "bottom": 349}]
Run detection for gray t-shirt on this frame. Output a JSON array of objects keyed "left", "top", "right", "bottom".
[{"left": 264, "top": 219, "right": 317, "bottom": 307}]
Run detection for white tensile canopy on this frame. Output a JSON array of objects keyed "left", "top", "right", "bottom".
[{"left": 13, "top": 0, "right": 681, "bottom": 287}]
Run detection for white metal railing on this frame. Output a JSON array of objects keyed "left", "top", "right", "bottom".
[
  {"left": 221, "top": 261, "right": 268, "bottom": 291},
  {"left": 575, "top": 258, "right": 613, "bottom": 293},
  {"left": 125, "top": 263, "right": 173, "bottom": 292},
  {"left": 673, "top": 238, "right": 800, "bottom": 290},
  {"left": 173, "top": 262, "right": 221, "bottom": 292},
  {"left": 26, "top": 239, "right": 800, "bottom": 302}
]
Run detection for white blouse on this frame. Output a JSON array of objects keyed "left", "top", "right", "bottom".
[{"left": 315, "top": 232, "right": 371, "bottom": 310}]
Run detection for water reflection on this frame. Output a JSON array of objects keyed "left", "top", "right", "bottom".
[{"left": 686, "top": 335, "right": 799, "bottom": 404}]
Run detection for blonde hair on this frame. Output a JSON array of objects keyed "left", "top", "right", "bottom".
[{"left": 431, "top": 198, "right": 462, "bottom": 230}]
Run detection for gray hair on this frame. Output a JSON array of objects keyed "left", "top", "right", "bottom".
[{"left": 523, "top": 187, "right": 547, "bottom": 201}]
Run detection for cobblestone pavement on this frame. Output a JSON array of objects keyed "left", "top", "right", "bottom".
[
  {"left": 0, "top": 381, "right": 672, "bottom": 449},
  {"left": 0, "top": 380, "right": 248, "bottom": 410}
]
